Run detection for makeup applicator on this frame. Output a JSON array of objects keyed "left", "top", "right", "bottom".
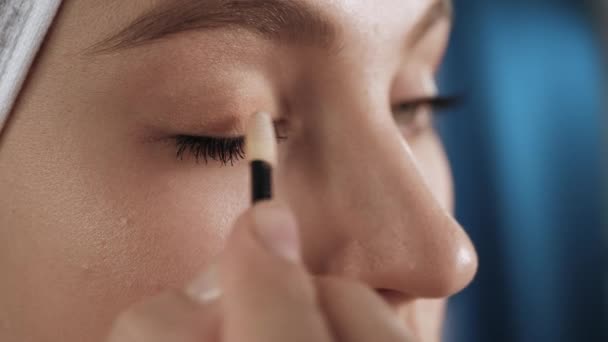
[{"left": 246, "top": 112, "right": 277, "bottom": 203}]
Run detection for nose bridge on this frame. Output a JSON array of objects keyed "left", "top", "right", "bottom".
[{"left": 280, "top": 89, "right": 477, "bottom": 298}]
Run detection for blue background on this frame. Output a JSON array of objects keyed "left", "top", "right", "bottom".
[{"left": 437, "top": 0, "right": 606, "bottom": 341}]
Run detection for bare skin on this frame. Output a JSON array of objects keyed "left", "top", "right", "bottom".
[{"left": 0, "top": 0, "right": 477, "bottom": 341}]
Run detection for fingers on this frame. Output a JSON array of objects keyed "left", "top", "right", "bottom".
[
  {"left": 106, "top": 201, "right": 412, "bottom": 342},
  {"left": 106, "top": 290, "right": 220, "bottom": 342},
  {"left": 317, "top": 277, "right": 415, "bottom": 342},
  {"left": 218, "top": 201, "right": 333, "bottom": 342}
]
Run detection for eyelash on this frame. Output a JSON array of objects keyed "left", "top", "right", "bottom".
[
  {"left": 175, "top": 96, "right": 460, "bottom": 165},
  {"left": 175, "top": 135, "right": 246, "bottom": 165}
]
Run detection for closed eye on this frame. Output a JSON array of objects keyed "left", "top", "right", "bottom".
[
  {"left": 175, "top": 135, "right": 246, "bottom": 166},
  {"left": 173, "top": 121, "right": 288, "bottom": 166}
]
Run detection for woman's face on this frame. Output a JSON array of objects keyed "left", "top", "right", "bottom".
[{"left": 0, "top": 0, "right": 477, "bottom": 341}]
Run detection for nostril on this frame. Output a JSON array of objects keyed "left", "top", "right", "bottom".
[{"left": 376, "top": 289, "right": 408, "bottom": 309}]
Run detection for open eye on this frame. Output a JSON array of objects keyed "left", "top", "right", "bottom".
[{"left": 392, "top": 96, "right": 460, "bottom": 136}]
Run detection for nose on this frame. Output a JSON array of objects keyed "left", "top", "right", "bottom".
[{"left": 276, "top": 85, "right": 478, "bottom": 300}]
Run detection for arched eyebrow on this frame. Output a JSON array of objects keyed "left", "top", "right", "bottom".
[
  {"left": 86, "top": 0, "right": 451, "bottom": 55},
  {"left": 86, "top": 0, "right": 336, "bottom": 54},
  {"left": 408, "top": 0, "right": 453, "bottom": 47}
]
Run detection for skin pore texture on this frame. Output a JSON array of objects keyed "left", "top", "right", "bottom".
[{"left": 0, "top": 0, "right": 478, "bottom": 341}]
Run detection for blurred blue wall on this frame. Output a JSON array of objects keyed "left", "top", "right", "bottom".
[{"left": 438, "top": 1, "right": 606, "bottom": 341}]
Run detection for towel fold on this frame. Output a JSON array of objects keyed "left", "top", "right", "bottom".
[{"left": 0, "top": 0, "right": 62, "bottom": 134}]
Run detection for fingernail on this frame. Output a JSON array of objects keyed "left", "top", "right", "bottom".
[
  {"left": 252, "top": 203, "right": 300, "bottom": 262},
  {"left": 186, "top": 265, "right": 222, "bottom": 303}
]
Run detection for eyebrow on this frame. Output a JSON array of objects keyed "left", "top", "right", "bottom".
[
  {"left": 409, "top": 0, "right": 452, "bottom": 47},
  {"left": 87, "top": 0, "right": 450, "bottom": 55}
]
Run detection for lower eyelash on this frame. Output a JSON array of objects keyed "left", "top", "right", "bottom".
[{"left": 175, "top": 135, "right": 245, "bottom": 165}]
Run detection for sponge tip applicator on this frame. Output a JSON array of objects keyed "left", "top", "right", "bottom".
[{"left": 246, "top": 111, "right": 277, "bottom": 166}]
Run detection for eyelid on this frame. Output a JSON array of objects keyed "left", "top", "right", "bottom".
[
  {"left": 172, "top": 118, "right": 288, "bottom": 166},
  {"left": 392, "top": 95, "right": 462, "bottom": 112},
  {"left": 177, "top": 118, "right": 288, "bottom": 140}
]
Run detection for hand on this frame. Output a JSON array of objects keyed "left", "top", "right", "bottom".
[{"left": 106, "top": 202, "right": 414, "bottom": 342}]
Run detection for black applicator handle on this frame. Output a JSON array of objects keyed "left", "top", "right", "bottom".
[
  {"left": 251, "top": 160, "right": 272, "bottom": 203},
  {"left": 246, "top": 111, "right": 276, "bottom": 203}
]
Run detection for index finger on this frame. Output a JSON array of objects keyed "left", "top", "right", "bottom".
[{"left": 218, "top": 202, "right": 333, "bottom": 342}]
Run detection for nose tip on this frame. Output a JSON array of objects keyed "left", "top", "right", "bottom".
[
  {"left": 317, "top": 212, "right": 479, "bottom": 301},
  {"left": 387, "top": 207, "right": 479, "bottom": 299},
  {"left": 375, "top": 234, "right": 478, "bottom": 304},
  {"left": 375, "top": 220, "right": 478, "bottom": 300},
  {"left": 308, "top": 181, "right": 479, "bottom": 300},
  {"left": 416, "top": 227, "right": 478, "bottom": 298}
]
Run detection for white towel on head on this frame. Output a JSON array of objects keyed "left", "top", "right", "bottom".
[{"left": 0, "top": 0, "right": 62, "bottom": 134}]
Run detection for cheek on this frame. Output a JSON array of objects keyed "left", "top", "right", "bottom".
[
  {"left": 84, "top": 156, "right": 250, "bottom": 292},
  {"left": 1, "top": 103, "right": 250, "bottom": 339},
  {"left": 408, "top": 132, "right": 453, "bottom": 212}
]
